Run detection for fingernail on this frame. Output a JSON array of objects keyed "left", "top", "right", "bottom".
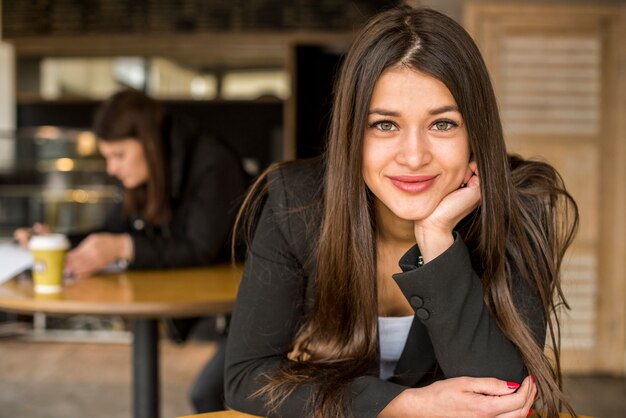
[
  {"left": 527, "top": 407, "right": 534, "bottom": 417},
  {"left": 531, "top": 375, "right": 535, "bottom": 383},
  {"left": 507, "top": 381, "right": 520, "bottom": 389}
]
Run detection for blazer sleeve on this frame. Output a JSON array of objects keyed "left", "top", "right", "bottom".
[
  {"left": 224, "top": 168, "right": 406, "bottom": 418},
  {"left": 392, "top": 234, "right": 545, "bottom": 383},
  {"left": 130, "top": 147, "right": 246, "bottom": 268}
]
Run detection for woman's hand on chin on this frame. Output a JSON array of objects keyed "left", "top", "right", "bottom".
[
  {"left": 378, "top": 375, "right": 536, "bottom": 418},
  {"left": 414, "top": 162, "right": 480, "bottom": 262}
]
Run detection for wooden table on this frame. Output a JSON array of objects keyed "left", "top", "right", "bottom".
[
  {"left": 0, "top": 265, "right": 242, "bottom": 418},
  {"left": 179, "top": 412, "right": 590, "bottom": 418},
  {"left": 178, "top": 411, "right": 261, "bottom": 418}
]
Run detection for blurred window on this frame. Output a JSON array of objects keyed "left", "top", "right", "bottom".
[
  {"left": 222, "top": 70, "right": 288, "bottom": 100},
  {"left": 24, "top": 57, "right": 287, "bottom": 101}
]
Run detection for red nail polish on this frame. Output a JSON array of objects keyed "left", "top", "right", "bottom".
[
  {"left": 507, "top": 381, "right": 520, "bottom": 389},
  {"left": 527, "top": 407, "right": 534, "bottom": 417},
  {"left": 531, "top": 375, "right": 535, "bottom": 383}
]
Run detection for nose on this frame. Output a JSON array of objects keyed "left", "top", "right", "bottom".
[{"left": 395, "top": 129, "right": 432, "bottom": 168}]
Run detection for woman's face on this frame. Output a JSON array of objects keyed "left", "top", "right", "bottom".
[
  {"left": 362, "top": 66, "right": 470, "bottom": 223},
  {"left": 98, "top": 138, "right": 149, "bottom": 189}
]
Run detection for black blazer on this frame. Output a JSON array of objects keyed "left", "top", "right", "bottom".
[
  {"left": 224, "top": 159, "right": 544, "bottom": 417},
  {"left": 70, "top": 114, "right": 249, "bottom": 268}
]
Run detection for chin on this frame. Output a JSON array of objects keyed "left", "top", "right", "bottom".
[
  {"left": 122, "top": 179, "right": 139, "bottom": 189},
  {"left": 126, "top": 179, "right": 149, "bottom": 190},
  {"left": 389, "top": 202, "right": 437, "bottom": 222}
]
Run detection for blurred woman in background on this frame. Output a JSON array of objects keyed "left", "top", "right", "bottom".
[
  {"left": 15, "top": 88, "right": 249, "bottom": 412},
  {"left": 16, "top": 88, "right": 248, "bottom": 277}
]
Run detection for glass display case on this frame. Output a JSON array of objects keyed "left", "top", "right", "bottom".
[{"left": 0, "top": 127, "right": 120, "bottom": 238}]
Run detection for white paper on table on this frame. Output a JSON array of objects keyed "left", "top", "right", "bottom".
[{"left": 0, "top": 243, "right": 33, "bottom": 284}]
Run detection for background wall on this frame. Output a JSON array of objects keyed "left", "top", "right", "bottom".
[{"left": 0, "top": 1, "right": 16, "bottom": 171}]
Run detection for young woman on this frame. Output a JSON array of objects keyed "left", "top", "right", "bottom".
[{"left": 224, "top": 6, "right": 578, "bottom": 418}]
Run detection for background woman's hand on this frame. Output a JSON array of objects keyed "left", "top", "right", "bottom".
[
  {"left": 379, "top": 375, "right": 536, "bottom": 418},
  {"left": 65, "top": 233, "right": 128, "bottom": 279},
  {"left": 413, "top": 162, "right": 481, "bottom": 262},
  {"left": 13, "top": 223, "right": 50, "bottom": 248}
]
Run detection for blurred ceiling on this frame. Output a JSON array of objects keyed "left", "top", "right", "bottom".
[{"left": 9, "top": 32, "right": 354, "bottom": 72}]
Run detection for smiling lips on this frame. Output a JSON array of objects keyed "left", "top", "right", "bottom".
[{"left": 388, "top": 175, "right": 437, "bottom": 193}]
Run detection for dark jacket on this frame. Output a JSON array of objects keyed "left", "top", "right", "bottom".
[
  {"left": 224, "top": 159, "right": 544, "bottom": 417},
  {"left": 70, "top": 114, "right": 249, "bottom": 268}
]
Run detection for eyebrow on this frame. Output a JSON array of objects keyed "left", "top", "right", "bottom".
[
  {"left": 428, "top": 105, "right": 459, "bottom": 115},
  {"left": 368, "top": 105, "right": 460, "bottom": 116},
  {"left": 368, "top": 108, "right": 400, "bottom": 116}
]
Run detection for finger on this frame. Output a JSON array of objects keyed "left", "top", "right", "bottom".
[
  {"left": 518, "top": 375, "right": 534, "bottom": 398},
  {"left": 495, "top": 404, "right": 533, "bottom": 418},
  {"left": 466, "top": 377, "right": 521, "bottom": 396},
  {"left": 495, "top": 376, "right": 535, "bottom": 418},
  {"left": 65, "top": 248, "right": 80, "bottom": 263},
  {"left": 469, "top": 160, "right": 478, "bottom": 175},
  {"left": 13, "top": 228, "right": 24, "bottom": 240},
  {"left": 13, "top": 229, "right": 31, "bottom": 247},
  {"left": 67, "top": 260, "right": 90, "bottom": 279},
  {"left": 467, "top": 172, "right": 480, "bottom": 188},
  {"left": 481, "top": 388, "right": 529, "bottom": 417},
  {"left": 73, "top": 269, "right": 91, "bottom": 279},
  {"left": 463, "top": 165, "right": 473, "bottom": 185},
  {"left": 475, "top": 391, "right": 527, "bottom": 418},
  {"left": 64, "top": 256, "right": 78, "bottom": 274},
  {"left": 494, "top": 385, "right": 534, "bottom": 418},
  {"left": 33, "top": 223, "right": 49, "bottom": 234},
  {"left": 65, "top": 249, "right": 88, "bottom": 273},
  {"left": 522, "top": 376, "right": 537, "bottom": 409}
]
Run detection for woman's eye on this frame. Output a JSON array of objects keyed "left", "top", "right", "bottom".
[
  {"left": 374, "top": 121, "right": 397, "bottom": 131},
  {"left": 432, "top": 120, "right": 456, "bottom": 131}
]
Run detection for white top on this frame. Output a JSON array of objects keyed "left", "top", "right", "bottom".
[{"left": 378, "top": 315, "right": 414, "bottom": 380}]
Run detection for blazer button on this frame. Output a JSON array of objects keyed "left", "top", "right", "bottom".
[
  {"left": 410, "top": 296, "right": 424, "bottom": 309},
  {"left": 416, "top": 308, "right": 430, "bottom": 320}
]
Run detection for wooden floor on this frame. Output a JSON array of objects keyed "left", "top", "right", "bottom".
[
  {"left": 0, "top": 336, "right": 624, "bottom": 418},
  {"left": 0, "top": 337, "right": 216, "bottom": 418}
]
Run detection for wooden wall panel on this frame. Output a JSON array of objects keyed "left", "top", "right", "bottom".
[{"left": 466, "top": 2, "right": 625, "bottom": 374}]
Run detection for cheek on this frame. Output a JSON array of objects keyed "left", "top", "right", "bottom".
[
  {"left": 441, "top": 139, "right": 470, "bottom": 170},
  {"left": 362, "top": 145, "right": 381, "bottom": 188},
  {"left": 362, "top": 138, "right": 389, "bottom": 174},
  {"left": 132, "top": 150, "right": 150, "bottom": 180}
]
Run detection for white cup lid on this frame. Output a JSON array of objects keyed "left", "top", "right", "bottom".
[{"left": 29, "top": 234, "right": 70, "bottom": 251}]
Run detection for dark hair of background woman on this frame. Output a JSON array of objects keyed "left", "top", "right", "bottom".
[
  {"left": 93, "top": 89, "right": 170, "bottom": 225},
  {"left": 235, "top": 6, "right": 579, "bottom": 418}
]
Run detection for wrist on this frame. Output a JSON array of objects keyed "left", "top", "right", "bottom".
[
  {"left": 118, "top": 234, "right": 134, "bottom": 264},
  {"left": 414, "top": 227, "right": 454, "bottom": 264},
  {"left": 379, "top": 388, "right": 426, "bottom": 418}
]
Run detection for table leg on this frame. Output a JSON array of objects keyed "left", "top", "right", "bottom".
[{"left": 132, "top": 319, "right": 159, "bottom": 418}]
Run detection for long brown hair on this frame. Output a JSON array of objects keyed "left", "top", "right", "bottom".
[
  {"left": 238, "top": 6, "right": 579, "bottom": 417},
  {"left": 93, "top": 89, "right": 170, "bottom": 225}
]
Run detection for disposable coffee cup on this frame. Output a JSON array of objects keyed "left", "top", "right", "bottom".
[{"left": 29, "top": 234, "right": 70, "bottom": 294}]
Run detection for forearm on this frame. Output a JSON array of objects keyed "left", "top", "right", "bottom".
[{"left": 394, "top": 235, "right": 527, "bottom": 382}]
